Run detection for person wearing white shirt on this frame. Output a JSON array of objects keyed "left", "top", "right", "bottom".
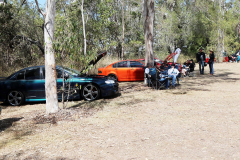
[{"left": 167, "top": 63, "right": 180, "bottom": 88}]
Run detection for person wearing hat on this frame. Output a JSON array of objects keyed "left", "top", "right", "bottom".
[
  {"left": 208, "top": 49, "right": 215, "bottom": 75},
  {"left": 167, "top": 63, "right": 180, "bottom": 88},
  {"left": 196, "top": 48, "right": 206, "bottom": 74}
]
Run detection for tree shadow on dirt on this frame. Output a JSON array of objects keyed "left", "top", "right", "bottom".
[
  {"left": 116, "top": 97, "right": 152, "bottom": 106},
  {"left": 0, "top": 151, "right": 72, "bottom": 160},
  {"left": 0, "top": 93, "right": 121, "bottom": 110},
  {"left": 68, "top": 92, "right": 121, "bottom": 109},
  {"left": 0, "top": 101, "right": 46, "bottom": 109},
  {"left": 179, "top": 70, "right": 239, "bottom": 92},
  {"left": 0, "top": 117, "right": 23, "bottom": 132}
]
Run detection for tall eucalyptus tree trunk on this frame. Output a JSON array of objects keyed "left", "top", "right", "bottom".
[
  {"left": 217, "top": 0, "right": 224, "bottom": 62},
  {"left": 44, "top": 0, "right": 59, "bottom": 114},
  {"left": 121, "top": 0, "right": 125, "bottom": 60},
  {"left": 237, "top": 23, "right": 240, "bottom": 36},
  {"left": 81, "top": 0, "right": 86, "bottom": 56},
  {"left": 143, "top": 0, "right": 154, "bottom": 67}
]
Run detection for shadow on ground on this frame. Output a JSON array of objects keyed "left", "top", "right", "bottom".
[
  {"left": 178, "top": 69, "right": 239, "bottom": 93},
  {"left": 0, "top": 150, "right": 71, "bottom": 160},
  {"left": 0, "top": 117, "right": 23, "bottom": 132}
]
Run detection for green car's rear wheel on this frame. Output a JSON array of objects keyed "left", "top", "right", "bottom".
[{"left": 7, "top": 91, "right": 24, "bottom": 106}]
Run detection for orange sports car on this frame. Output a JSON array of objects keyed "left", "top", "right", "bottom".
[{"left": 98, "top": 60, "right": 145, "bottom": 81}]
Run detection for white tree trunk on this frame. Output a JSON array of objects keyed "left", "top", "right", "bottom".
[
  {"left": 143, "top": 0, "right": 154, "bottom": 67},
  {"left": 81, "top": 0, "right": 86, "bottom": 56},
  {"left": 121, "top": 0, "right": 125, "bottom": 60},
  {"left": 45, "top": 0, "right": 59, "bottom": 114},
  {"left": 143, "top": 0, "right": 154, "bottom": 85},
  {"left": 217, "top": 0, "right": 224, "bottom": 62}
]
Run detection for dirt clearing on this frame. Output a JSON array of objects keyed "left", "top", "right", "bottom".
[{"left": 1, "top": 63, "right": 240, "bottom": 159}]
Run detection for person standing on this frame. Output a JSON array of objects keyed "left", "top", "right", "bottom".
[
  {"left": 196, "top": 48, "right": 206, "bottom": 74},
  {"left": 173, "top": 48, "right": 181, "bottom": 63},
  {"left": 209, "top": 49, "right": 215, "bottom": 75}
]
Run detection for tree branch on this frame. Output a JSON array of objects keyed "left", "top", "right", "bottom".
[
  {"left": 36, "top": 24, "right": 44, "bottom": 32},
  {"left": 13, "top": 35, "right": 45, "bottom": 55},
  {"left": 21, "top": 0, "right": 27, "bottom": 6},
  {"left": 35, "top": 0, "right": 46, "bottom": 18}
]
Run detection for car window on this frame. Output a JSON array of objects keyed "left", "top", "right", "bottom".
[
  {"left": 62, "top": 67, "right": 79, "bottom": 77},
  {"left": 130, "top": 61, "right": 143, "bottom": 67},
  {"left": 42, "top": 68, "right": 45, "bottom": 78},
  {"left": 56, "top": 69, "right": 64, "bottom": 78},
  {"left": 42, "top": 68, "right": 63, "bottom": 79},
  {"left": 113, "top": 61, "right": 128, "bottom": 68},
  {"left": 9, "top": 71, "right": 25, "bottom": 80},
  {"left": 25, "top": 68, "right": 41, "bottom": 80},
  {"left": 16, "top": 71, "right": 25, "bottom": 80}
]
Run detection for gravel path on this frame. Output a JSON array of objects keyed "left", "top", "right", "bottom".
[{"left": 1, "top": 63, "right": 240, "bottom": 159}]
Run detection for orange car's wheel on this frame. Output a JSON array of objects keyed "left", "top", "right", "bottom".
[{"left": 107, "top": 74, "right": 118, "bottom": 81}]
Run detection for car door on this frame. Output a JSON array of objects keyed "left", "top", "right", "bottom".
[
  {"left": 129, "top": 61, "right": 144, "bottom": 81},
  {"left": 56, "top": 68, "right": 68, "bottom": 100},
  {"left": 24, "top": 67, "right": 45, "bottom": 100},
  {"left": 113, "top": 61, "right": 131, "bottom": 81},
  {"left": 5, "top": 70, "right": 26, "bottom": 96},
  {"left": 42, "top": 67, "right": 69, "bottom": 100}
]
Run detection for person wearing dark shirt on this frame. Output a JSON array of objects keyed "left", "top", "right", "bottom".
[
  {"left": 196, "top": 48, "right": 206, "bottom": 74},
  {"left": 159, "top": 63, "right": 165, "bottom": 71},
  {"left": 228, "top": 55, "right": 233, "bottom": 62},
  {"left": 182, "top": 60, "right": 194, "bottom": 77},
  {"left": 208, "top": 49, "right": 215, "bottom": 75},
  {"left": 188, "top": 60, "right": 195, "bottom": 72},
  {"left": 182, "top": 60, "right": 190, "bottom": 68}
]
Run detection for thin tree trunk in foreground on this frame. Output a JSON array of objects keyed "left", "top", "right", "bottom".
[
  {"left": 143, "top": 0, "right": 154, "bottom": 67},
  {"left": 81, "top": 0, "right": 86, "bottom": 56},
  {"left": 121, "top": 0, "right": 125, "bottom": 60},
  {"left": 45, "top": 0, "right": 59, "bottom": 114}
]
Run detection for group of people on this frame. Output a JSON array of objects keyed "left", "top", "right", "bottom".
[
  {"left": 146, "top": 61, "right": 180, "bottom": 89},
  {"left": 229, "top": 52, "right": 240, "bottom": 63},
  {"left": 145, "top": 47, "right": 217, "bottom": 90},
  {"left": 196, "top": 48, "right": 215, "bottom": 75}
]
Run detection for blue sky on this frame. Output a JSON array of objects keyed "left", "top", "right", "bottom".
[
  {"left": 30, "top": 0, "right": 45, "bottom": 8},
  {"left": 38, "top": 0, "right": 45, "bottom": 6}
]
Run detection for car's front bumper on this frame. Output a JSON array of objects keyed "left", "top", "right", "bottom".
[{"left": 100, "top": 82, "right": 119, "bottom": 97}]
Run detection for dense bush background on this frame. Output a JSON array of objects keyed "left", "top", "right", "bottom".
[{"left": 1, "top": 0, "right": 240, "bottom": 77}]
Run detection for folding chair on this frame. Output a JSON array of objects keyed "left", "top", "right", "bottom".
[
  {"left": 156, "top": 72, "right": 168, "bottom": 90},
  {"left": 188, "top": 70, "right": 195, "bottom": 77},
  {"left": 186, "top": 68, "right": 195, "bottom": 77},
  {"left": 146, "top": 67, "right": 158, "bottom": 89}
]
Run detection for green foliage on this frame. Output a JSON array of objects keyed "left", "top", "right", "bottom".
[
  {"left": 0, "top": 1, "right": 44, "bottom": 76},
  {"left": 1, "top": 0, "right": 240, "bottom": 77}
]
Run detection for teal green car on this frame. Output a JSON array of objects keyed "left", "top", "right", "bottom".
[{"left": 0, "top": 52, "right": 119, "bottom": 106}]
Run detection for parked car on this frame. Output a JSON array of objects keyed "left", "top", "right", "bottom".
[
  {"left": 98, "top": 60, "right": 145, "bottom": 81},
  {"left": 0, "top": 52, "right": 119, "bottom": 106}
]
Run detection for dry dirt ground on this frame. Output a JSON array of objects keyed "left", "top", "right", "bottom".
[{"left": 0, "top": 63, "right": 240, "bottom": 160}]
